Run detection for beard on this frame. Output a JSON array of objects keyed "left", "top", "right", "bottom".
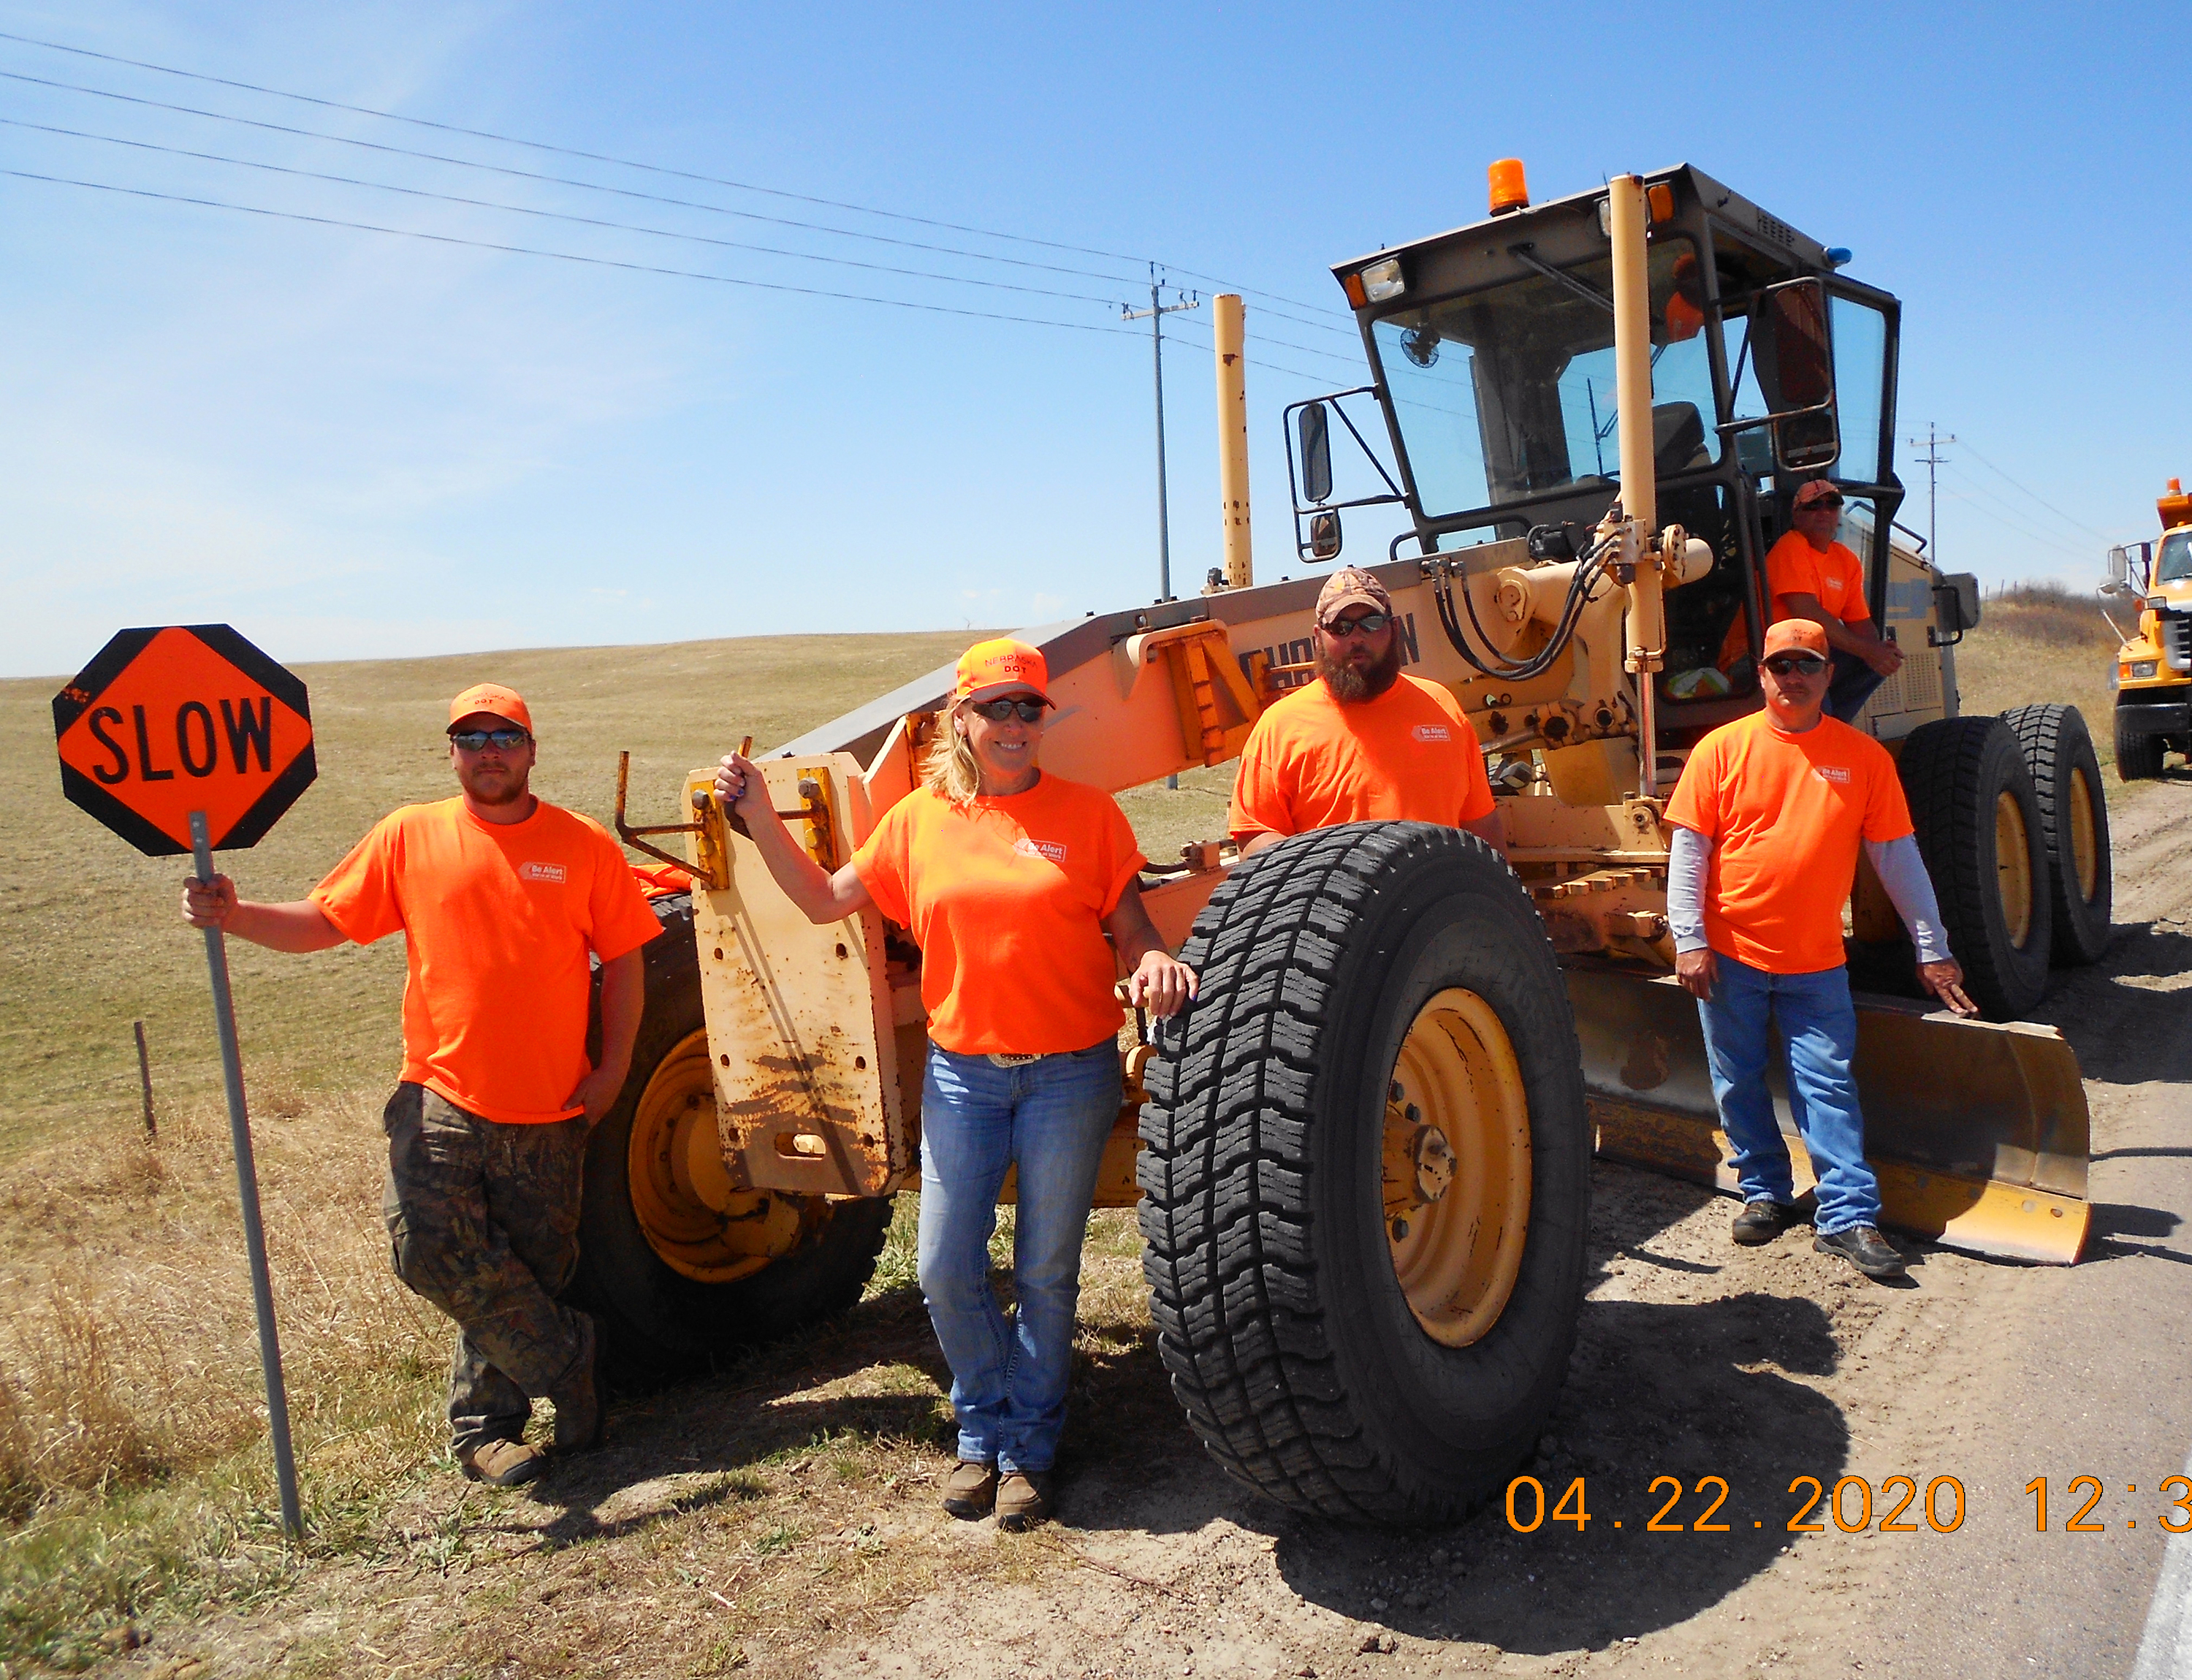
[{"left": 1316, "top": 634, "right": 1404, "bottom": 704}]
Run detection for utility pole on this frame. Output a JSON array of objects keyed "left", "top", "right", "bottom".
[
  {"left": 1123, "top": 267, "right": 1199, "bottom": 604},
  {"left": 1904, "top": 422, "right": 1957, "bottom": 559}
]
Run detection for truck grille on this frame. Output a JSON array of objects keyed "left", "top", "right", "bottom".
[{"left": 2166, "top": 612, "right": 2192, "bottom": 674}]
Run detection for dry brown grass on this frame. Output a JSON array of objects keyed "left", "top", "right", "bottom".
[{"left": 1954, "top": 580, "right": 2128, "bottom": 779}]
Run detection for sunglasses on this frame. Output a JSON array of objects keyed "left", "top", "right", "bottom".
[
  {"left": 449, "top": 727, "right": 532, "bottom": 751},
  {"left": 1797, "top": 497, "right": 1844, "bottom": 512},
  {"left": 967, "top": 697, "right": 1049, "bottom": 723},
  {"left": 1322, "top": 612, "right": 1390, "bottom": 638},
  {"left": 1762, "top": 655, "right": 1827, "bottom": 677}
]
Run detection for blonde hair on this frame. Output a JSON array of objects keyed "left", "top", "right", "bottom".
[{"left": 921, "top": 705, "right": 984, "bottom": 805}]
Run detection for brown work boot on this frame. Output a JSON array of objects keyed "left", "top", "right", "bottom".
[
  {"left": 459, "top": 1438, "right": 547, "bottom": 1488},
  {"left": 1814, "top": 1225, "right": 1909, "bottom": 1281},
  {"left": 548, "top": 1317, "right": 603, "bottom": 1454},
  {"left": 995, "top": 1470, "right": 1054, "bottom": 1532},
  {"left": 941, "top": 1459, "right": 997, "bottom": 1520},
  {"left": 1731, "top": 1199, "right": 1805, "bottom": 1246}
]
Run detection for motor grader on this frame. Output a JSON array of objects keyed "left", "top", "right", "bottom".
[
  {"left": 579, "top": 164, "right": 2110, "bottom": 1526},
  {"left": 2104, "top": 476, "right": 2192, "bottom": 779}
]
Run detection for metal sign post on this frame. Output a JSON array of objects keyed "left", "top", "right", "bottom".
[{"left": 189, "top": 809, "right": 303, "bottom": 1538}]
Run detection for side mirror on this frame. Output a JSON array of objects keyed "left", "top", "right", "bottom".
[
  {"left": 2105, "top": 545, "right": 2129, "bottom": 593},
  {"left": 1753, "top": 279, "right": 1839, "bottom": 473},
  {"left": 1308, "top": 509, "right": 1343, "bottom": 560},
  {"left": 1298, "top": 402, "right": 1333, "bottom": 505}
]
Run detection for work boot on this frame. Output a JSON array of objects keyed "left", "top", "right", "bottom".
[
  {"left": 1814, "top": 1225, "right": 1908, "bottom": 1280},
  {"left": 459, "top": 1438, "right": 547, "bottom": 1488},
  {"left": 1731, "top": 1199, "right": 1805, "bottom": 1246},
  {"left": 941, "top": 1459, "right": 997, "bottom": 1520},
  {"left": 548, "top": 1317, "right": 603, "bottom": 1454},
  {"left": 995, "top": 1470, "right": 1054, "bottom": 1532}
]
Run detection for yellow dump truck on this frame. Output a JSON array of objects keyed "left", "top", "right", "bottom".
[
  {"left": 2107, "top": 476, "right": 2192, "bottom": 778},
  {"left": 583, "top": 164, "right": 2109, "bottom": 1524}
]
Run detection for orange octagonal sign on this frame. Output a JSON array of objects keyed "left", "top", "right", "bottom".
[{"left": 54, "top": 626, "right": 316, "bottom": 857}]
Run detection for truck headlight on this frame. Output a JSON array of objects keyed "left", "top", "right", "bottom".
[
  {"left": 1359, "top": 258, "right": 1406, "bottom": 303},
  {"left": 2128, "top": 661, "right": 2159, "bottom": 680}
]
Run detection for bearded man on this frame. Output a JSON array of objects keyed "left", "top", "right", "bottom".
[{"left": 1230, "top": 568, "right": 1503, "bottom": 856}]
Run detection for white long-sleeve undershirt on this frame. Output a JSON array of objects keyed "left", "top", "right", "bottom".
[{"left": 1665, "top": 826, "right": 1952, "bottom": 967}]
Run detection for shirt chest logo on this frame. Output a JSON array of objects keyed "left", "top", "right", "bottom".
[
  {"left": 1013, "top": 837, "right": 1068, "bottom": 864},
  {"left": 1412, "top": 723, "right": 1452, "bottom": 743},
  {"left": 1811, "top": 765, "right": 1852, "bottom": 786},
  {"left": 520, "top": 862, "right": 568, "bottom": 883}
]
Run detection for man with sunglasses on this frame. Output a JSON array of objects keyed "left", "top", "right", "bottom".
[
  {"left": 1230, "top": 568, "right": 1502, "bottom": 856},
  {"left": 1764, "top": 478, "right": 1906, "bottom": 723},
  {"left": 180, "top": 683, "right": 662, "bottom": 1488},
  {"left": 1664, "top": 620, "right": 1974, "bottom": 1282}
]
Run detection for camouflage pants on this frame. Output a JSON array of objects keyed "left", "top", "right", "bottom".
[{"left": 380, "top": 1084, "right": 594, "bottom": 1453}]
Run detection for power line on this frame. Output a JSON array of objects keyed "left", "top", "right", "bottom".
[
  {"left": 1, "top": 167, "right": 1149, "bottom": 335},
  {"left": 1937, "top": 472, "right": 2090, "bottom": 562},
  {"left": 1, "top": 116, "right": 1132, "bottom": 309},
  {"left": 0, "top": 68, "right": 1168, "bottom": 290},
  {"left": 0, "top": 27, "right": 1360, "bottom": 330},
  {"left": 1955, "top": 439, "right": 2112, "bottom": 542}
]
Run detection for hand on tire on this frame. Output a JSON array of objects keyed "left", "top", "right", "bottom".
[
  {"left": 1127, "top": 951, "right": 1198, "bottom": 1018},
  {"left": 1917, "top": 959, "right": 1978, "bottom": 1017},
  {"left": 1675, "top": 946, "right": 1716, "bottom": 1001}
]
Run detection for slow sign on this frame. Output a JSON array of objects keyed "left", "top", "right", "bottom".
[
  {"left": 53, "top": 624, "right": 315, "bottom": 855},
  {"left": 52, "top": 622, "right": 311, "bottom": 1535}
]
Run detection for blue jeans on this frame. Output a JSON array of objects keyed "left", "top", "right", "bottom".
[
  {"left": 917, "top": 1041, "right": 1122, "bottom": 1474},
  {"left": 1694, "top": 954, "right": 1881, "bottom": 1235},
  {"left": 1827, "top": 648, "right": 1886, "bottom": 723}
]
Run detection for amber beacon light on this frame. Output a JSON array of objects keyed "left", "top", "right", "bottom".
[{"left": 1488, "top": 158, "right": 1529, "bottom": 216}]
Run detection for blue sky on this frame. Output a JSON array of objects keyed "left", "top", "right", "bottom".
[{"left": 3, "top": 1, "right": 2184, "bottom": 678}]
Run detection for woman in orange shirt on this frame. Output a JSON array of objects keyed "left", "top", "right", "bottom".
[{"left": 715, "top": 639, "right": 1195, "bottom": 1530}]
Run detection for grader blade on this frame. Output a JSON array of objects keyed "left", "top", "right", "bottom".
[{"left": 1567, "top": 965, "right": 2090, "bottom": 1265}]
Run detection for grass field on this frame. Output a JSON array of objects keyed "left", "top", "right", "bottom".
[{"left": 0, "top": 595, "right": 2144, "bottom": 1671}]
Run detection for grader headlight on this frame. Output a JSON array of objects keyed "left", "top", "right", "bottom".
[{"left": 1358, "top": 257, "right": 1407, "bottom": 303}]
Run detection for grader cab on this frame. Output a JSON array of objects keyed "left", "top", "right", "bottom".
[{"left": 579, "top": 164, "right": 2111, "bottom": 1525}]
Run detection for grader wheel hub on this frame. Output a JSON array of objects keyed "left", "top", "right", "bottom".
[
  {"left": 628, "top": 1028, "right": 806, "bottom": 1283},
  {"left": 1382, "top": 988, "right": 1532, "bottom": 1348},
  {"left": 1994, "top": 789, "right": 2035, "bottom": 948}
]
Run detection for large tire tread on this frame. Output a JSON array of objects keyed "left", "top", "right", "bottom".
[
  {"left": 2000, "top": 703, "right": 2112, "bottom": 967},
  {"left": 1138, "top": 822, "right": 1588, "bottom": 1524}
]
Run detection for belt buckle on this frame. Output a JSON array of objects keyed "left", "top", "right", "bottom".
[{"left": 986, "top": 1052, "right": 1042, "bottom": 1068}]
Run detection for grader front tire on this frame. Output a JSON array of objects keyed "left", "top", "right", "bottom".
[
  {"left": 2001, "top": 703, "right": 2112, "bottom": 968},
  {"left": 576, "top": 894, "right": 891, "bottom": 1384},
  {"left": 1138, "top": 823, "right": 1590, "bottom": 1525}
]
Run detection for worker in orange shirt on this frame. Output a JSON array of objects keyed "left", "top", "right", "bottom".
[
  {"left": 1765, "top": 479, "right": 1906, "bottom": 723},
  {"left": 181, "top": 684, "right": 663, "bottom": 1487},
  {"left": 715, "top": 639, "right": 1194, "bottom": 1532},
  {"left": 1230, "top": 568, "right": 1504, "bottom": 856},
  {"left": 1664, "top": 620, "right": 1974, "bottom": 1282}
]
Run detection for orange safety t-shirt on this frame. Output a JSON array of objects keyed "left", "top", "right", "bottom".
[
  {"left": 1229, "top": 672, "right": 1496, "bottom": 841},
  {"left": 851, "top": 775, "right": 1146, "bottom": 1057},
  {"left": 1765, "top": 531, "right": 1870, "bottom": 625},
  {"left": 311, "top": 798, "right": 663, "bottom": 1123},
  {"left": 1664, "top": 711, "right": 1914, "bottom": 974}
]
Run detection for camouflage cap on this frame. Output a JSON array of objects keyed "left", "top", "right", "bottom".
[
  {"left": 1314, "top": 567, "right": 1392, "bottom": 624},
  {"left": 1791, "top": 479, "right": 1845, "bottom": 509}
]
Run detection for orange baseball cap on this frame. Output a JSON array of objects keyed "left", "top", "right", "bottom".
[
  {"left": 449, "top": 683, "right": 533, "bottom": 731},
  {"left": 953, "top": 638, "right": 1052, "bottom": 706},
  {"left": 1762, "top": 619, "right": 1830, "bottom": 660}
]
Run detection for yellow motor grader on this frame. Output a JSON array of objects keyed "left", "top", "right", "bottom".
[{"left": 581, "top": 164, "right": 2108, "bottom": 1525}]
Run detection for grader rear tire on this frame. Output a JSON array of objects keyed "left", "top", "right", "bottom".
[
  {"left": 577, "top": 893, "right": 891, "bottom": 1385},
  {"left": 1898, "top": 717, "right": 2053, "bottom": 1020},
  {"left": 2001, "top": 704, "right": 2112, "bottom": 967},
  {"left": 1138, "top": 822, "right": 1590, "bottom": 1524}
]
